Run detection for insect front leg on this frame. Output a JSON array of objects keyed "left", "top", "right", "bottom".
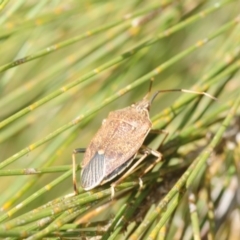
[{"left": 72, "top": 148, "right": 86, "bottom": 194}]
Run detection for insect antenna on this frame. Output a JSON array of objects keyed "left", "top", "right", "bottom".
[
  {"left": 143, "top": 78, "right": 154, "bottom": 100},
  {"left": 150, "top": 88, "right": 217, "bottom": 105}
]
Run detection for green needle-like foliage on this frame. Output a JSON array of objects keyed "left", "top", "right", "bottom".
[{"left": 0, "top": 0, "right": 239, "bottom": 239}]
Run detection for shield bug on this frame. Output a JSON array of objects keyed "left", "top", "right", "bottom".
[{"left": 72, "top": 84, "right": 216, "bottom": 198}]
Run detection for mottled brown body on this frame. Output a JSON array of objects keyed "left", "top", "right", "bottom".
[
  {"left": 80, "top": 98, "right": 152, "bottom": 190},
  {"left": 72, "top": 87, "right": 215, "bottom": 195}
]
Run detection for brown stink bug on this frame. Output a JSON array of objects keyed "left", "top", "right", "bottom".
[{"left": 72, "top": 84, "right": 216, "bottom": 197}]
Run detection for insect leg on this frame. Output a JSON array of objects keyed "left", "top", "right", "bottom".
[
  {"left": 150, "top": 129, "right": 169, "bottom": 148},
  {"left": 110, "top": 149, "right": 151, "bottom": 199},
  {"left": 72, "top": 148, "right": 86, "bottom": 194},
  {"left": 138, "top": 146, "right": 162, "bottom": 178}
]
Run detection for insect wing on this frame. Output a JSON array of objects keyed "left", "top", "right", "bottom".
[{"left": 80, "top": 152, "right": 105, "bottom": 190}]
